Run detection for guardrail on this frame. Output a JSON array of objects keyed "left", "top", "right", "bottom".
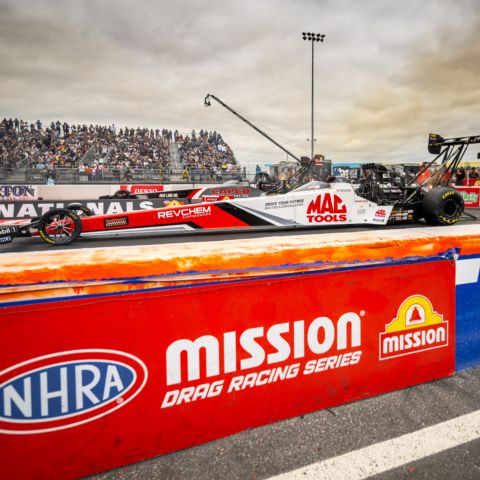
[{"left": 0, "top": 167, "right": 251, "bottom": 184}]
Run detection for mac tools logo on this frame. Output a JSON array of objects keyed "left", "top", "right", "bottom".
[
  {"left": 306, "top": 193, "right": 347, "bottom": 223},
  {"left": 0, "top": 350, "right": 148, "bottom": 434}
]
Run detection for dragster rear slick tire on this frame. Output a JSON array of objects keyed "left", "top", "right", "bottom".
[
  {"left": 113, "top": 190, "right": 131, "bottom": 199},
  {"left": 37, "top": 209, "right": 82, "bottom": 246},
  {"left": 67, "top": 203, "right": 95, "bottom": 216},
  {"left": 421, "top": 187, "right": 464, "bottom": 226}
]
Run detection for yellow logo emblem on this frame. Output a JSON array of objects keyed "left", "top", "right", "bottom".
[{"left": 380, "top": 295, "right": 448, "bottom": 360}]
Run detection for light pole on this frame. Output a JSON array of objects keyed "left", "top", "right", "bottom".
[{"left": 302, "top": 32, "right": 325, "bottom": 161}]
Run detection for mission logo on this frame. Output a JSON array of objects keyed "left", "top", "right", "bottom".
[{"left": 379, "top": 295, "right": 448, "bottom": 360}]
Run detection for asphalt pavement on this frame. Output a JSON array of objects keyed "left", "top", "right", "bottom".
[{"left": 88, "top": 366, "right": 480, "bottom": 480}]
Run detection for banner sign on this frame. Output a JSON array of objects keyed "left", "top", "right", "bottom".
[
  {"left": 456, "top": 186, "right": 480, "bottom": 208},
  {"left": 0, "top": 199, "right": 189, "bottom": 219},
  {"left": 0, "top": 260, "right": 455, "bottom": 479},
  {"left": 0, "top": 185, "right": 37, "bottom": 201}
]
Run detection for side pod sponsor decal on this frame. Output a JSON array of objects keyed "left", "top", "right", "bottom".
[
  {"left": 104, "top": 216, "right": 129, "bottom": 228},
  {"left": 306, "top": 193, "right": 347, "bottom": 223},
  {"left": 0, "top": 350, "right": 147, "bottom": 434},
  {"left": 379, "top": 295, "right": 448, "bottom": 360}
]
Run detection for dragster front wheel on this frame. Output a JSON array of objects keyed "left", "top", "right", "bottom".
[{"left": 37, "top": 209, "right": 82, "bottom": 245}]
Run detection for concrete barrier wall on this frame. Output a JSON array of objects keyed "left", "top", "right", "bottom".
[{"left": 0, "top": 225, "right": 479, "bottom": 479}]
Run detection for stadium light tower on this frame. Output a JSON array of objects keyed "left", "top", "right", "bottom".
[{"left": 302, "top": 32, "right": 325, "bottom": 161}]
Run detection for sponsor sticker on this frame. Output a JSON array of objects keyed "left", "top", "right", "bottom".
[
  {"left": 120, "top": 185, "right": 164, "bottom": 194},
  {"left": 379, "top": 295, "right": 448, "bottom": 360},
  {"left": 306, "top": 193, "right": 347, "bottom": 223},
  {"left": 462, "top": 192, "right": 479, "bottom": 203},
  {"left": 165, "top": 200, "right": 185, "bottom": 207},
  {"left": 210, "top": 187, "right": 251, "bottom": 196},
  {"left": 0, "top": 226, "right": 18, "bottom": 235},
  {"left": 0, "top": 350, "right": 147, "bottom": 434},
  {"left": 104, "top": 216, "right": 129, "bottom": 228},
  {"left": 459, "top": 189, "right": 480, "bottom": 207},
  {"left": 157, "top": 205, "right": 212, "bottom": 220},
  {"left": 201, "top": 196, "right": 222, "bottom": 202}
]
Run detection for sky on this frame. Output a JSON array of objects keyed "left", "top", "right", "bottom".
[{"left": 1, "top": 0, "right": 479, "bottom": 169}]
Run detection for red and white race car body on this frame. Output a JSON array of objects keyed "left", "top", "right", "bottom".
[
  {"left": 103, "top": 181, "right": 264, "bottom": 203},
  {"left": 80, "top": 182, "right": 397, "bottom": 238}
]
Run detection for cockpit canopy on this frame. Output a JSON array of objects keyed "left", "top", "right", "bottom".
[{"left": 291, "top": 181, "right": 331, "bottom": 192}]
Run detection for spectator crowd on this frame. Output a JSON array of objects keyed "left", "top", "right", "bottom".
[
  {"left": 0, "top": 118, "right": 239, "bottom": 183},
  {"left": 177, "top": 129, "right": 240, "bottom": 182},
  {"left": 416, "top": 162, "right": 480, "bottom": 187}
]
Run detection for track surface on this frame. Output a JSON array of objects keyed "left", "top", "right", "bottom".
[
  {"left": 1, "top": 209, "right": 478, "bottom": 253},
  {"left": 88, "top": 366, "right": 480, "bottom": 480}
]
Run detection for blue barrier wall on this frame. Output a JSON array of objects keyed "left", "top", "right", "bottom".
[{"left": 456, "top": 255, "right": 480, "bottom": 371}]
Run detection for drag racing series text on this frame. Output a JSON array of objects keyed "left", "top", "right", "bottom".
[{"left": 161, "top": 312, "right": 363, "bottom": 408}]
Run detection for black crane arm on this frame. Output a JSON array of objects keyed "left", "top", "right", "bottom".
[{"left": 204, "top": 94, "right": 303, "bottom": 164}]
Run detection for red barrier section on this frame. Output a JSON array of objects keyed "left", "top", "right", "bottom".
[{"left": 0, "top": 259, "right": 455, "bottom": 479}]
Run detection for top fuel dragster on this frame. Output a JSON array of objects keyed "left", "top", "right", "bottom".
[
  {"left": 0, "top": 130, "right": 475, "bottom": 246},
  {"left": 0, "top": 92, "right": 477, "bottom": 246}
]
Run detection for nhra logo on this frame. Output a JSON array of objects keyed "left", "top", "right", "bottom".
[
  {"left": 306, "top": 193, "right": 347, "bottom": 223},
  {"left": 0, "top": 350, "right": 147, "bottom": 434},
  {"left": 379, "top": 295, "right": 448, "bottom": 360}
]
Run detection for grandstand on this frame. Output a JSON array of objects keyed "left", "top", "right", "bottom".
[{"left": 0, "top": 118, "right": 243, "bottom": 184}]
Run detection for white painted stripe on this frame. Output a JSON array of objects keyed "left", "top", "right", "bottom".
[
  {"left": 456, "top": 258, "right": 480, "bottom": 285},
  {"left": 269, "top": 409, "right": 480, "bottom": 480}
]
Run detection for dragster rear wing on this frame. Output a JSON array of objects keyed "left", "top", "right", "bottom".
[
  {"left": 407, "top": 133, "right": 480, "bottom": 190},
  {"left": 428, "top": 133, "right": 480, "bottom": 155}
]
